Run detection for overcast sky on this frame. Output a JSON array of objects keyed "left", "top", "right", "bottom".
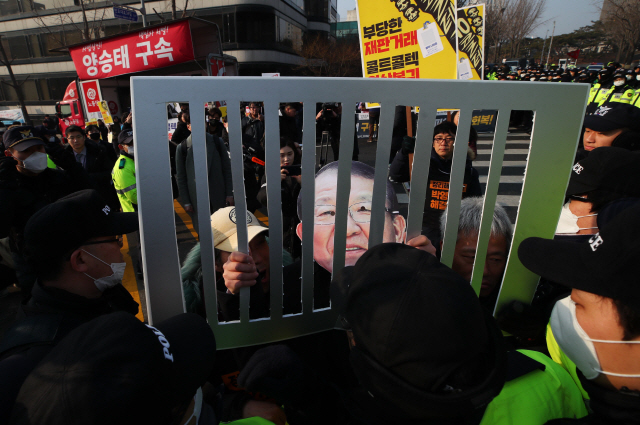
[{"left": 338, "top": 0, "right": 604, "bottom": 38}]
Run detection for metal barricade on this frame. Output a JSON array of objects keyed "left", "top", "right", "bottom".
[{"left": 131, "top": 77, "right": 589, "bottom": 349}]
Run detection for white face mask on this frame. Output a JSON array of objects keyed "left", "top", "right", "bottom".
[
  {"left": 550, "top": 296, "right": 640, "bottom": 380},
  {"left": 14, "top": 151, "right": 48, "bottom": 174},
  {"left": 530, "top": 77, "right": 536, "bottom": 81},
  {"left": 626, "top": 75, "right": 633, "bottom": 80},
  {"left": 636, "top": 75, "right": 640, "bottom": 81},
  {"left": 556, "top": 202, "right": 598, "bottom": 234},
  {"left": 613, "top": 80, "right": 625, "bottom": 87},
  {"left": 82, "top": 249, "right": 126, "bottom": 291}
]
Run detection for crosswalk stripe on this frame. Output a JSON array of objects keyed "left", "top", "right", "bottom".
[
  {"left": 496, "top": 194, "right": 522, "bottom": 206},
  {"left": 254, "top": 209, "right": 269, "bottom": 226},
  {"left": 476, "top": 149, "right": 530, "bottom": 155},
  {"left": 174, "top": 200, "right": 200, "bottom": 241},
  {"left": 479, "top": 175, "right": 524, "bottom": 183},
  {"left": 473, "top": 160, "right": 527, "bottom": 167}
]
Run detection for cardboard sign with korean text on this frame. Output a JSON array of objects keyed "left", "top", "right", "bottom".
[
  {"left": 98, "top": 100, "right": 114, "bottom": 124},
  {"left": 456, "top": 5, "right": 484, "bottom": 80},
  {"left": 356, "top": 0, "right": 457, "bottom": 80},
  {"left": 69, "top": 20, "right": 195, "bottom": 80}
]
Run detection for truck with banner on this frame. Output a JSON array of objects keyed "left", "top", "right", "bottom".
[{"left": 55, "top": 17, "right": 238, "bottom": 136}]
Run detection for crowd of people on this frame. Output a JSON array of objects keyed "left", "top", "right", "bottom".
[
  {"left": 0, "top": 71, "right": 640, "bottom": 425},
  {"left": 486, "top": 62, "right": 640, "bottom": 110}
]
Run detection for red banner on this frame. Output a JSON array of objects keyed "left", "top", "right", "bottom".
[
  {"left": 70, "top": 21, "right": 195, "bottom": 80},
  {"left": 80, "top": 80, "right": 101, "bottom": 113},
  {"left": 567, "top": 49, "right": 580, "bottom": 60}
]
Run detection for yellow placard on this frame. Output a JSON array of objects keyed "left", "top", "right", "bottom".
[
  {"left": 98, "top": 100, "right": 113, "bottom": 125},
  {"left": 456, "top": 5, "right": 484, "bottom": 80},
  {"left": 356, "top": 0, "right": 457, "bottom": 80}
]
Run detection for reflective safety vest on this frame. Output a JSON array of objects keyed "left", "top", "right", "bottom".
[
  {"left": 546, "top": 324, "right": 590, "bottom": 401},
  {"left": 479, "top": 349, "right": 588, "bottom": 424},
  {"left": 588, "top": 82, "right": 602, "bottom": 104},
  {"left": 112, "top": 153, "right": 137, "bottom": 212},
  {"left": 46, "top": 154, "right": 57, "bottom": 169},
  {"left": 594, "top": 86, "right": 615, "bottom": 106},
  {"left": 631, "top": 90, "right": 640, "bottom": 108},
  {"left": 603, "top": 86, "right": 635, "bottom": 105}
]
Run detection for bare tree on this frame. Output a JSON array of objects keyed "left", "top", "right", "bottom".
[
  {"left": 0, "top": 36, "right": 32, "bottom": 125},
  {"left": 294, "top": 35, "right": 362, "bottom": 77},
  {"left": 598, "top": 0, "right": 640, "bottom": 64},
  {"left": 33, "top": 0, "right": 108, "bottom": 43},
  {"left": 486, "top": 0, "right": 547, "bottom": 62}
]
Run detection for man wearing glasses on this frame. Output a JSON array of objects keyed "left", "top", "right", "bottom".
[
  {"left": 223, "top": 161, "right": 436, "bottom": 308},
  {"left": 423, "top": 121, "right": 481, "bottom": 245},
  {"left": 0, "top": 189, "right": 139, "bottom": 420},
  {"left": 64, "top": 125, "right": 118, "bottom": 210}
]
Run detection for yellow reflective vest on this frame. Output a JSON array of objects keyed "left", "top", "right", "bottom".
[
  {"left": 631, "top": 90, "right": 640, "bottom": 108},
  {"left": 547, "top": 324, "right": 590, "bottom": 401},
  {"left": 604, "top": 86, "right": 636, "bottom": 105},
  {"left": 112, "top": 153, "right": 137, "bottom": 212},
  {"left": 479, "top": 349, "right": 588, "bottom": 424}
]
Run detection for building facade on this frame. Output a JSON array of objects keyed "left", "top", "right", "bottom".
[{"left": 0, "top": 0, "right": 337, "bottom": 122}]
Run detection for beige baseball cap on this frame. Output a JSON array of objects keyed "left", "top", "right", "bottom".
[{"left": 210, "top": 206, "right": 268, "bottom": 253}]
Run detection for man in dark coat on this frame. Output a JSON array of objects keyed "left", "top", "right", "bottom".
[
  {"left": 175, "top": 114, "right": 234, "bottom": 233},
  {"left": 64, "top": 125, "right": 118, "bottom": 209},
  {"left": 0, "top": 126, "right": 89, "bottom": 294},
  {"left": 0, "top": 190, "right": 139, "bottom": 422}
]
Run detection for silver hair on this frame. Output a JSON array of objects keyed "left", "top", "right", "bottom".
[{"left": 440, "top": 197, "right": 513, "bottom": 244}]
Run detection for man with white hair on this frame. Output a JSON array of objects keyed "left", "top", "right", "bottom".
[{"left": 441, "top": 197, "right": 513, "bottom": 308}]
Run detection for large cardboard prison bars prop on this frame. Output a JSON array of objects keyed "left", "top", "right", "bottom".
[{"left": 131, "top": 77, "right": 589, "bottom": 350}]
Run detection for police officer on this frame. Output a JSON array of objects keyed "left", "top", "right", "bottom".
[
  {"left": 519, "top": 204, "right": 640, "bottom": 424},
  {"left": 587, "top": 66, "right": 616, "bottom": 114},
  {"left": 111, "top": 128, "right": 142, "bottom": 274},
  {"left": 0, "top": 189, "right": 139, "bottom": 422},
  {"left": 600, "top": 71, "right": 635, "bottom": 106},
  {"left": 112, "top": 129, "right": 137, "bottom": 213}
]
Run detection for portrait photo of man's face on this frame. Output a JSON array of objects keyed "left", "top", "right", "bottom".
[{"left": 296, "top": 161, "right": 406, "bottom": 273}]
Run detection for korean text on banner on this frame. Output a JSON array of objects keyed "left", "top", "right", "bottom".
[
  {"left": 356, "top": 0, "right": 457, "bottom": 80},
  {"left": 70, "top": 20, "right": 195, "bottom": 80},
  {"left": 456, "top": 5, "right": 484, "bottom": 80}
]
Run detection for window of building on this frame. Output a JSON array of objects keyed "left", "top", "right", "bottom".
[
  {"left": 6, "top": 36, "right": 30, "bottom": 60},
  {"left": 29, "top": 34, "right": 44, "bottom": 58},
  {"left": 278, "top": 17, "right": 303, "bottom": 50},
  {"left": 236, "top": 11, "right": 277, "bottom": 44},
  {"left": 0, "top": 0, "right": 22, "bottom": 17},
  {"left": 22, "top": 79, "right": 39, "bottom": 101},
  {"left": 198, "top": 13, "right": 236, "bottom": 43},
  {"left": 48, "top": 77, "right": 74, "bottom": 101},
  {"left": 284, "top": 0, "right": 304, "bottom": 12},
  {"left": 41, "top": 32, "right": 68, "bottom": 56},
  {"left": 1, "top": 81, "right": 19, "bottom": 102},
  {"left": 305, "top": 0, "right": 329, "bottom": 21},
  {"left": 38, "top": 79, "right": 51, "bottom": 100}
]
